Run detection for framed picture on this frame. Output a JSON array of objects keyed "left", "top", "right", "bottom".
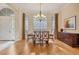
[{"left": 64, "top": 16, "right": 76, "bottom": 29}]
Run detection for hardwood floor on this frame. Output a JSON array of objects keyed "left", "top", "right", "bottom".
[{"left": 0, "top": 39, "right": 79, "bottom": 55}]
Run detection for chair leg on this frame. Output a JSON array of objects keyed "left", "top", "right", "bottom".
[
  {"left": 33, "top": 40, "right": 35, "bottom": 46},
  {"left": 46, "top": 41, "right": 49, "bottom": 46}
]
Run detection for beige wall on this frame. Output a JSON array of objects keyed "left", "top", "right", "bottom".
[
  {"left": 58, "top": 3, "right": 79, "bottom": 33},
  {"left": 15, "top": 8, "right": 23, "bottom": 41}
]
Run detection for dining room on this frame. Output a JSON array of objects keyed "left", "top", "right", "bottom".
[{"left": 1, "top": 3, "right": 79, "bottom": 55}]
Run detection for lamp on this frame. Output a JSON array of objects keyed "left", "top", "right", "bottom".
[{"left": 34, "top": 3, "right": 46, "bottom": 21}]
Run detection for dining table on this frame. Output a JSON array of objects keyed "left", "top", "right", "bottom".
[{"left": 27, "top": 31, "right": 53, "bottom": 46}]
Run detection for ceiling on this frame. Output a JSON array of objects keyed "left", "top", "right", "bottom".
[{"left": 11, "top": 3, "right": 68, "bottom": 14}]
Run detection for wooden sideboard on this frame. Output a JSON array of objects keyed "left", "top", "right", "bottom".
[{"left": 58, "top": 32, "right": 79, "bottom": 47}]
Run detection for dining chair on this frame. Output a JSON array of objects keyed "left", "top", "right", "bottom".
[
  {"left": 33, "top": 31, "right": 41, "bottom": 45},
  {"left": 49, "top": 34, "right": 53, "bottom": 40},
  {"left": 42, "top": 31, "right": 49, "bottom": 46},
  {"left": 27, "top": 34, "right": 34, "bottom": 44}
]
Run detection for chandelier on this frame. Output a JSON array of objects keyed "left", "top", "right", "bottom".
[{"left": 34, "top": 3, "right": 46, "bottom": 21}]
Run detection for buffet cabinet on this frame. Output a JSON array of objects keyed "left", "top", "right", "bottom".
[{"left": 58, "top": 32, "right": 79, "bottom": 47}]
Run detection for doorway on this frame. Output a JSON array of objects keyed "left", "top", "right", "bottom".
[{"left": 0, "top": 8, "right": 16, "bottom": 41}]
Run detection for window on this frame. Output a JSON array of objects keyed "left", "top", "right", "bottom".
[
  {"left": 51, "top": 16, "right": 55, "bottom": 33},
  {"left": 33, "top": 17, "right": 47, "bottom": 31},
  {"left": 25, "top": 16, "right": 29, "bottom": 34},
  {"left": 0, "top": 8, "right": 14, "bottom": 16}
]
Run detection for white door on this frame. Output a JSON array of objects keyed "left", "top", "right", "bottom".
[{"left": 0, "top": 16, "right": 15, "bottom": 40}]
